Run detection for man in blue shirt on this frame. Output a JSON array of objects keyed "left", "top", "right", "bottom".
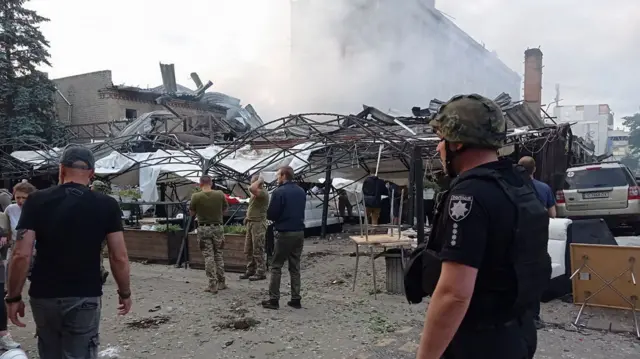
[
  {"left": 518, "top": 156, "right": 556, "bottom": 218},
  {"left": 262, "top": 166, "right": 306, "bottom": 310},
  {"left": 518, "top": 156, "right": 555, "bottom": 330}
]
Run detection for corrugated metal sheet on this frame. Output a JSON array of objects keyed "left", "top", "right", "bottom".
[{"left": 425, "top": 92, "right": 545, "bottom": 129}]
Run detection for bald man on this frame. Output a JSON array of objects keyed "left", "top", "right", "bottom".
[{"left": 518, "top": 156, "right": 556, "bottom": 218}]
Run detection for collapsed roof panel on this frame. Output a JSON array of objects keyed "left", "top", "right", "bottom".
[{"left": 421, "top": 92, "right": 546, "bottom": 129}]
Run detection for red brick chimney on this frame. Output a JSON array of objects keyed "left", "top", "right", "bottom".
[{"left": 523, "top": 48, "right": 543, "bottom": 119}]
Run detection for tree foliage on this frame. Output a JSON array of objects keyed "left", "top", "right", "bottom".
[
  {"left": 623, "top": 113, "right": 640, "bottom": 155},
  {"left": 621, "top": 113, "right": 640, "bottom": 175},
  {"left": 0, "top": 0, "right": 67, "bottom": 147}
]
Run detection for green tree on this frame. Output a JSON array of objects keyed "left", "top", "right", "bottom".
[
  {"left": 0, "top": 0, "right": 66, "bottom": 146},
  {"left": 621, "top": 113, "right": 640, "bottom": 176},
  {"left": 623, "top": 113, "right": 640, "bottom": 154}
]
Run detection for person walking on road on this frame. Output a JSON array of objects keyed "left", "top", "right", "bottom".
[
  {"left": 6, "top": 144, "right": 132, "bottom": 359},
  {"left": 4, "top": 181, "right": 36, "bottom": 283},
  {"left": 91, "top": 180, "right": 113, "bottom": 285},
  {"left": 261, "top": 166, "right": 306, "bottom": 310},
  {"left": 190, "top": 175, "right": 228, "bottom": 293},
  {"left": 240, "top": 175, "right": 269, "bottom": 281},
  {"left": 0, "top": 213, "right": 20, "bottom": 350}
]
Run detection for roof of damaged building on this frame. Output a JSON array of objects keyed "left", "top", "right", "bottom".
[
  {"left": 100, "top": 82, "right": 264, "bottom": 137},
  {"left": 419, "top": 92, "right": 545, "bottom": 129}
]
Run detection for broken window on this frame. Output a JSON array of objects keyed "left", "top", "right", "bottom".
[{"left": 125, "top": 109, "right": 137, "bottom": 119}]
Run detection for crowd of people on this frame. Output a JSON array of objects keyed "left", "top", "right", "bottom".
[
  {"left": 0, "top": 94, "right": 560, "bottom": 359},
  {"left": 189, "top": 166, "right": 307, "bottom": 310}
]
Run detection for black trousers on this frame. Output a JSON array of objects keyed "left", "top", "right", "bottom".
[
  {"left": 443, "top": 314, "right": 537, "bottom": 359},
  {"left": 265, "top": 224, "right": 275, "bottom": 267}
]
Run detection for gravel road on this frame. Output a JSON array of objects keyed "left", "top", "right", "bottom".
[{"left": 7, "top": 236, "right": 640, "bottom": 358}]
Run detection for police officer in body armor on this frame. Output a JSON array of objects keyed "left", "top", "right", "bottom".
[{"left": 412, "top": 94, "right": 551, "bottom": 359}]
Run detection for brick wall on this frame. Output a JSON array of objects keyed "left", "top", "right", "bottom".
[
  {"left": 54, "top": 70, "right": 211, "bottom": 127},
  {"left": 53, "top": 70, "right": 113, "bottom": 125},
  {"left": 523, "top": 48, "right": 543, "bottom": 118}
]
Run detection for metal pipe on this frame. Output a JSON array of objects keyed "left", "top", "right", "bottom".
[
  {"left": 355, "top": 190, "right": 364, "bottom": 238},
  {"left": 414, "top": 146, "right": 425, "bottom": 244},
  {"left": 389, "top": 188, "right": 395, "bottom": 236},
  {"left": 374, "top": 144, "right": 383, "bottom": 177},
  {"left": 321, "top": 149, "right": 333, "bottom": 239},
  {"left": 56, "top": 88, "right": 72, "bottom": 124},
  {"left": 56, "top": 88, "right": 71, "bottom": 106},
  {"left": 398, "top": 188, "right": 404, "bottom": 239}
]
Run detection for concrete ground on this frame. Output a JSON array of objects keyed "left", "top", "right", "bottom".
[{"left": 7, "top": 236, "right": 640, "bottom": 358}]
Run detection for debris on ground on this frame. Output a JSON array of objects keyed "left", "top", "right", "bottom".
[
  {"left": 218, "top": 317, "right": 261, "bottom": 330},
  {"left": 98, "top": 346, "right": 121, "bottom": 359},
  {"left": 368, "top": 314, "right": 397, "bottom": 334},
  {"left": 125, "top": 315, "right": 171, "bottom": 329}
]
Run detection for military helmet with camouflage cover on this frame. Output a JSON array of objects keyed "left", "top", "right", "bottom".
[
  {"left": 429, "top": 94, "right": 507, "bottom": 149},
  {"left": 91, "top": 180, "right": 111, "bottom": 194}
]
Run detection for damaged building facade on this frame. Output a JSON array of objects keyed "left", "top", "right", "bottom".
[
  {"left": 53, "top": 70, "right": 213, "bottom": 126},
  {"left": 290, "top": 0, "right": 521, "bottom": 113},
  {"left": 52, "top": 68, "right": 263, "bottom": 142}
]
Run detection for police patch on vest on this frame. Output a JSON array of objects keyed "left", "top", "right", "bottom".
[{"left": 448, "top": 195, "right": 473, "bottom": 222}]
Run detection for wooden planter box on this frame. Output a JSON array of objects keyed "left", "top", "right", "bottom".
[
  {"left": 123, "top": 229, "right": 182, "bottom": 264},
  {"left": 187, "top": 233, "right": 246, "bottom": 273}
]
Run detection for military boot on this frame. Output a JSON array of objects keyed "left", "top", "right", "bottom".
[
  {"left": 261, "top": 299, "right": 279, "bottom": 310},
  {"left": 204, "top": 283, "right": 218, "bottom": 294},
  {"left": 239, "top": 272, "right": 255, "bottom": 280},
  {"left": 218, "top": 281, "right": 228, "bottom": 290},
  {"left": 249, "top": 274, "right": 266, "bottom": 281},
  {"left": 287, "top": 299, "right": 302, "bottom": 309}
]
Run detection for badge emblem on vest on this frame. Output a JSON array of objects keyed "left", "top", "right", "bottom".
[{"left": 448, "top": 195, "right": 473, "bottom": 222}]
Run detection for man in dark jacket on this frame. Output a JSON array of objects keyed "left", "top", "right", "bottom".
[{"left": 261, "top": 166, "right": 306, "bottom": 310}]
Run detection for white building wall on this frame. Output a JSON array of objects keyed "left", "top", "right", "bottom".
[
  {"left": 553, "top": 104, "right": 614, "bottom": 156},
  {"left": 608, "top": 129, "right": 630, "bottom": 159},
  {"left": 289, "top": 0, "right": 521, "bottom": 115}
]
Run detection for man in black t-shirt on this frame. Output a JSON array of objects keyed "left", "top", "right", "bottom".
[{"left": 5, "top": 145, "right": 133, "bottom": 359}]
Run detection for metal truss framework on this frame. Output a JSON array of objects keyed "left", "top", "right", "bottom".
[
  {"left": 0, "top": 112, "right": 565, "bottom": 189},
  {"left": 206, "top": 113, "right": 567, "bottom": 188}
]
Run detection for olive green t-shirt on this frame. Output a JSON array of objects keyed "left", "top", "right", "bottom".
[
  {"left": 190, "top": 190, "right": 228, "bottom": 225},
  {"left": 246, "top": 189, "right": 269, "bottom": 221}
]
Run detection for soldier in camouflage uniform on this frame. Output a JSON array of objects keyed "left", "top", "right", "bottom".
[
  {"left": 240, "top": 175, "right": 269, "bottom": 281},
  {"left": 190, "top": 176, "right": 228, "bottom": 293},
  {"left": 91, "top": 180, "right": 111, "bottom": 285}
]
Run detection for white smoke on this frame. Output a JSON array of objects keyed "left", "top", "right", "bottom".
[{"left": 215, "top": 0, "right": 520, "bottom": 121}]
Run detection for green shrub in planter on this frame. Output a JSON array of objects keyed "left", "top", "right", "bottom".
[
  {"left": 224, "top": 224, "right": 246, "bottom": 235},
  {"left": 157, "top": 224, "right": 182, "bottom": 232},
  {"left": 118, "top": 188, "right": 142, "bottom": 200}
]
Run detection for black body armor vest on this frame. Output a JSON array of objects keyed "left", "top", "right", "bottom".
[{"left": 404, "top": 165, "right": 551, "bottom": 314}]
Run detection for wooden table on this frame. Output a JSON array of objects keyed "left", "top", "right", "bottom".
[{"left": 349, "top": 235, "right": 415, "bottom": 299}]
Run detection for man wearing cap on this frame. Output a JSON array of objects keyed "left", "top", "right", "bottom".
[
  {"left": 6, "top": 145, "right": 133, "bottom": 358},
  {"left": 91, "top": 180, "right": 113, "bottom": 285}
]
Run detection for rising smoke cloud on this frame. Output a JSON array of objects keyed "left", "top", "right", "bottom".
[{"left": 208, "top": 0, "right": 521, "bottom": 121}]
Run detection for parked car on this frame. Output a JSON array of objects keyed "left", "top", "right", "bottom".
[{"left": 556, "top": 161, "right": 640, "bottom": 234}]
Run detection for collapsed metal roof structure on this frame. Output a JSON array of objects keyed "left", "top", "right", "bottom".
[{"left": 1, "top": 92, "right": 592, "bottom": 196}]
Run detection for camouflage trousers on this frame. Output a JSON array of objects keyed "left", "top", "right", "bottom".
[
  {"left": 244, "top": 221, "right": 267, "bottom": 276},
  {"left": 197, "top": 225, "right": 225, "bottom": 288},
  {"left": 100, "top": 240, "right": 108, "bottom": 275}
]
